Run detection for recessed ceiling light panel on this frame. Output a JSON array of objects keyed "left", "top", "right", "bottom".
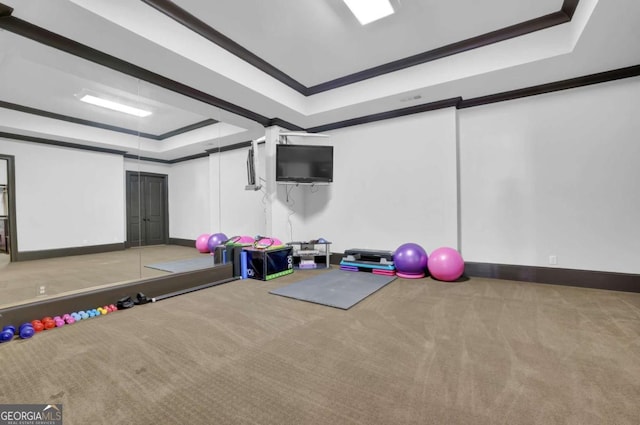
[
  {"left": 343, "top": 0, "right": 395, "bottom": 25},
  {"left": 79, "top": 94, "right": 152, "bottom": 117}
]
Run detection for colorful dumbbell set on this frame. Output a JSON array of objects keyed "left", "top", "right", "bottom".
[
  {"left": 0, "top": 304, "right": 118, "bottom": 344},
  {"left": 1, "top": 323, "right": 36, "bottom": 342}
]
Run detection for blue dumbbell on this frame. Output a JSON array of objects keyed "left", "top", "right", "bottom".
[
  {"left": 1, "top": 326, "right": 15, "bottom": 343},
  {"left": 18, "top": 323, "right": 34, "bottom": 339}
]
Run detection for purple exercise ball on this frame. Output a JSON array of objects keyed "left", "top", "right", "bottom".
[
  {"left": 394, "top": 243, "right": 428, "bottom": 278},
  {"left": 428, "top": 247, "right": 464, "bottom": 281},
  {"left": 195, "top": 234, "right": 210, "bottom": 253},
  {"left": 207, "top": 232, "right": 228, "bottom": 252}
]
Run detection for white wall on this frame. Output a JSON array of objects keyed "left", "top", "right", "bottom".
[
  {"left": 129, "top": 150, "right": 266, "bottom": 242},
  {"left": 167, "top": 157, "right": 211, "bottom": 240},
  {"left": 265, "top": 77, "right": 640, "bottom": 275},
  {"left": 2, "top": 77, "right": 638, "bottom": 275},
  {"left": 148, "top": 149, "right": 266, "bottom": 242},
  {"left": 210, "top": 148, "right": 266, "bottom": 238},
  {"left": 0, "top": 140, "right": 266, "bottom": 251},
  {"left": 459, "top": 77, "right": 640, "bottom": 273},
  {"left": 0, "top": 138, "right": 125, "bottom": 251},
  {"left": 271, "top": 182, "right": 308, "bottom": 243},
  {"left": 298, "top": 108, "right": 459, "bottom": 253}
]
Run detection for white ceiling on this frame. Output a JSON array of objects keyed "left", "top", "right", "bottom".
[
  {"left": 170, "top": 0, "right": 561, "bottom": 86},
  {"left": 0, "top": 33, "right": 210, "bottom": 135},
  {"left": 0, "top": 0, "right": 639, "bottom": 160}
]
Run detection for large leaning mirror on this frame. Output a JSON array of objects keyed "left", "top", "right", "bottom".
[
  {"left": 0, "top": 27, "right": 149, "bottom": 307},
  {"left": 0, "top": 7, "right": 264, "bottom": 310}
]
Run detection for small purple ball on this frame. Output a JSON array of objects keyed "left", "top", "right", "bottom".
[
  {"left": 207, "top": 233, "right": 228, "bottom": 252},
  {"left": 394, "top": 243, "right": 428, "bottom": 275}
]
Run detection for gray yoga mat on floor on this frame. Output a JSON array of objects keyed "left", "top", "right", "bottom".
[
  {"left": 145, "top": 256, "right": 215, "bottom": 273},
  {"left": 270, "top": 269, "right": 396, "bottom": 310}
]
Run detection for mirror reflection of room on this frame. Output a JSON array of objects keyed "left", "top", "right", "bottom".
[{"left": 0, "top": 28, "right": 263, "bottom": 309}]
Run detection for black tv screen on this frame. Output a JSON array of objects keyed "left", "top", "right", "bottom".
[{"left": 276, "top": 144, "right": 333, "bottom": 183}]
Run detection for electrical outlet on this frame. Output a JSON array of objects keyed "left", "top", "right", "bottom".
[
  {"left": 549, "top": 255, "right": 557, "bottom": 265},
  {"left": 38, "top": 285, "right": 46, "bottom": 295}
]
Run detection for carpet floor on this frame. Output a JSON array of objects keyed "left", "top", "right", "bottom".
[
  {"left": 1, "top": 269, "right": 639, "bottom": 425},
  {"left": 0, "top": 245, "right": 201, "bottom": 308}
]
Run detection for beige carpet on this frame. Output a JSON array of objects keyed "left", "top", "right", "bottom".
[
  {"left": 1, "top": 270, "right": 639, "bottom": 425},
  {"left": 0, "top": 245, "right": 201, "bottom": 308}
]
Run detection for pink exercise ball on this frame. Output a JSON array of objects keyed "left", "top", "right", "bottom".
[
  {"left": 195, "top": 234, "right": 211, "bottom": 253},
  {"left": 255, "top": 236, "right": 283, "bottom": 248},
  {"left": 428, "top": 247, "right": 464, "bottom": 281},
  {"left": 226, "top": 235, "right": 255, "bottom": 245}
]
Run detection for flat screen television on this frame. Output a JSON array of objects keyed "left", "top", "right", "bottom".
[{"left": 276, "top": 144, "right": 333, "bottom": 184}]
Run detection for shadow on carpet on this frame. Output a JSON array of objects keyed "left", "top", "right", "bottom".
[
  {"left": 145, "top": 256, "right": 215, "bottom": 273},
  {"left": 270, "top": 269, "right": 396, "bottom": 310}
]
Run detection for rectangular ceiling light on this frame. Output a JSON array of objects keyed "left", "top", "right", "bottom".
[
  {"left": 343, "top": 0, "right": 394, "bottom": 25},
  {"left": 79, "top": 94, "right": 152, "bottom": 117}
]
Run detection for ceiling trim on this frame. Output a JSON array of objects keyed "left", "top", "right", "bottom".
[
  {"left": 1, "top": 2, "right": 638, "bottom": 161},
  {"left": 0, "top": 2, "right": 586, "bottom": 136},
  {"left": 123, "top": 153, "right": 170, "bottom": 163},
  {"left": 458, "top": 64, "right": 640, "bottom": 109},
  {"left": 125, "top": 150, "right": 252, "bottom": 165},
  {"left": 307, "top": 97, "right": 462, "bottom": 133},
  {"left": 141, "top": 0, "right": 307, "bottom": 94},
  {"left": 305, "top": 65, "right": 640, "bottom": 133},
  {"left": 142, "top": 0, "right": 580, "bottom": 95},
  {"left": 0, "top": 100, "right": 217, "bottom": 140},
  {"left": 0, "top": 131, "right": 128, "bottom": 155},
  {"left": 0, "top": 3, "right": 11, "bottom": 17},
  {"left": 267, "top": 118, "right": 305, "bottom": 132},
  {"left": 124, "top": 153, "right": 213, "bottom": 164},
  {"left": 307, "top": 10, "right": 571, "bottom": 95},
  {"left": 127, "top": 142, "right": 256, "bottom": 165},
  {"left": 3, "top": 65, "right": 638, "bottom": 161},
  {"left": 156, "top": 118, "right": 218, "bottom": 139},
  {"left": 0, "top": 7, "right": 274, "bottom": 127},
  {"left": 168, "top": 152, "right": 211, "bottom": 163},
  {"left": 562, "top": 0, "right": 580, "bottom": 18},
  {"left": 206, "top": 140, "right": 252, "bottom": 154},
  {"left": 2, "top": 131, "right": 212, "bottom": 164},
  {"left": 0, "top": 100, "right": 156, "bottom": 139}
]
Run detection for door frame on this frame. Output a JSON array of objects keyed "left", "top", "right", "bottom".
[
  {"left": 125, "top": 171, "right": 169, "bottom": 248},
  {"left": 0, "top": 154, "right": 18, "bottom": 262}
]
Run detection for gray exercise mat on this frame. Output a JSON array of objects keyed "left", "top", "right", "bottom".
[
  {"left": 270, "top": 269, "right": 396, "bottom": 310},
  {"left": 145, "top": 256, "right": 215, "bottom": 273}
]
